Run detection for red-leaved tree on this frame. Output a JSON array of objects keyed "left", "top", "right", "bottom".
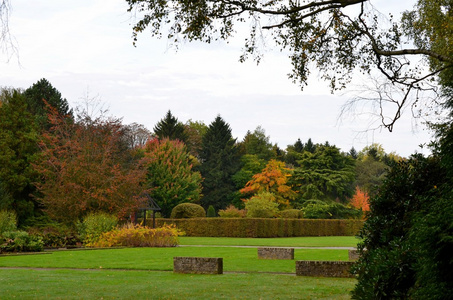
[
  {"left": 33, "top": 105, "right": 148, "bottom": 224},
  {"left": 350, "top": 186, "right": 370, "bottom": 214}
]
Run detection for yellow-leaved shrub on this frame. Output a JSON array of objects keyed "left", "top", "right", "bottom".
[{"left": 88, "top": 224, "right": 184, "bottom": 248}]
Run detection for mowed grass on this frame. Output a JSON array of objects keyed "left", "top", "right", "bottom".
[
  {"left": 0, "top": 237, "right": 357, "bottom": 299},
  {"left": 0, "top": 269, "right": 356, "bottom": 299},
  {"left": 0, "top": 247, "right": 349, "bottom": 273}
]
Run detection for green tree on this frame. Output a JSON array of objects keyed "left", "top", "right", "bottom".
[
  {"left": 291, "top": 145, "right": 355, "bottom": 203},
  {"left": 153, "top": 110, "right": 187, "bottom": 143},
  {"left": 184, "top": 119, "right": 208, "bottom": 158},
  {"left": 143, "top": 138, "right": 202, "bottom": 217},
  {"left": 23, "top": 78, "right": 73, "bottom": 130},
  {"left": 0, "top": 88, "right": 39, "bottom": 224},
  {"left": 351, "top": 155, "right": 450, "bottom": 299},
  {"left": 198, "top": 116, "right": 240, "bottom": 210},
  {"left": 239, "top": 126, "right": 276, "bottom": 161}
]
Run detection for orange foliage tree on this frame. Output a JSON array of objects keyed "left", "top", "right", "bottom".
[
  {"left": 240, "top": 159, "right": 296, "bottom": 207},
  {"left": 350, "top": 186, "right": 370, "bottom": 213},
  {"left": 33, "top": 106, "right": 148, "bottom": 224}
]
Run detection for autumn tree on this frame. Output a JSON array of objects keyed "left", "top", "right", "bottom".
[
  {"left": 127, "top": 0, "right": 453, "bottom": 131},
  {"left": 198, "top": 116, "right": 240, "bottom": 210},
  {"left": 143, "top": 138, "right": 202, "bottom": 217},
  {"left": 349, "top": 186, "right": 370, "bottom": 213},
  {"left": 33, "top": 106, "right": 148, "bottom": 224},
  {"left": 240, "top": 159, "right": 296, "bottom": 208},
  {"left": 0, "top": 88, "right": 39, "bottom": 224},
  {"left": 153, "top": 110, "right": 187, "bottom": 143}
]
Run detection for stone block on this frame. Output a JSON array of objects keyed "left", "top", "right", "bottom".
[
  {"left": 348, "top": 249, "right": 360, "bottom": 261},
  {"left": 258, "top": 247, "right": 294, "bottom": 260},
  {"left": 173, "top": 257, "right": 223, "bottom": 274}
]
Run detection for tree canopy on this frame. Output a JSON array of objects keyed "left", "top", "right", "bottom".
[{"left": 127, "top": 0, "right": 453, "bottom": 131}]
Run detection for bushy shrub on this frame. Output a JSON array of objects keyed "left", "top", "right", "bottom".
[
  {"left": 170, "top": 203, "right": 206, "bottom": 219},
  {"left": 90, "top": 224, "right": 183, "bottom": 248},
  {"left": 207, "top": 205, "right": 216, "bottom": 217},
  {"left": 0, "top": 210, "right": 17, "bottom": 236},
  {"left": 245, "top": 192, "right": 279, "bottom": 218},
  {"left": 77, "top": 212, "right": 118, "bottom": 245},
  {"left": 218, "top": 205, "right": 246, "bottom": 218},
  {"left": 279, "top": 209, "right": 302, "bottom": 219},
  {"left": 0, "top": 230, "right": 44, "bottom": 252},
  {"left": 27, "top": 225, "right": 81, "bottom": 248}
]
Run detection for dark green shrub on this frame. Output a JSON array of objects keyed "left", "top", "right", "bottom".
[
  {"left": 0, "top": 210, "right": 17, "bottom": 236},
  {"left": 351, "top": 155, "right": 451, "bottom": 299},
  {"left": 77, "top": 212, "right": 118, "bottom": 245},
  {"left": 170, "top": 203, "right": 206, "bottom": 219},
  {"left": 0, "top": 230, "right": 44, "bottom": 252},
  {"left": 301, "top": 202, "right": 331, "bottom": 219},
  {"left": 279, "top": 209, "right": 302, "bottom": 219},
  {"left": 207, "top": 205, "right": 216, "bottom": 217}
]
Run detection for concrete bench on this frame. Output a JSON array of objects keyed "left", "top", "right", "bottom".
[
  {"left": 296, "top": 261, "right": 355, "bottom": 278},
  {"left": 258, "top": 247, "right": 294, "bottom": 260},
  {"left": 173, "top": 257, "right": 223, "bottom": 274}
]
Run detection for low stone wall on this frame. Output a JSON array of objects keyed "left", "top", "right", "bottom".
[
  {"left": 348, "top": 250, "right": 360, "bottom": 261},
  {"left": 258, "top": 247, "right": 294, "bottom": 260},
  {"left": 296, "top": 261, "right": 355, "bottom": 278},
  {"left": 173, "top": 257, "right": 223, "bottom": 274}
]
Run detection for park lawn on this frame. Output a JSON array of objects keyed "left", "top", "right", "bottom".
[
  {"left": 0, "top": 268, "right": 356, "bottom": 299},
  {"left": 178, "top": 236, "right": 360, "bottom": 247},
  {"left": 0, "top": 247, "right": 349, "bottom": 273}
]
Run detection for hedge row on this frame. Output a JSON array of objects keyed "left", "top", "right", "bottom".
[{"left": 155, "top": 218, "right": 364, "bottom": 237}]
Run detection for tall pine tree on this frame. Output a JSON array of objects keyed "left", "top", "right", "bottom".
[
  {"left": 153, "top": 110, "right": 187, "bottom": 142},
  {"left": 198, "top": 116, "right": 240, "bottom": 210}
]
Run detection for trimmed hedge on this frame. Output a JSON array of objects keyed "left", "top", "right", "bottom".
[{"left": 156, "top": 218, "right": 363, "bottom": 237}]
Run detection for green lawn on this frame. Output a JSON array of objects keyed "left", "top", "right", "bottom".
[{"left": 0, "top": 237, "right": 357, "bottom": 299}]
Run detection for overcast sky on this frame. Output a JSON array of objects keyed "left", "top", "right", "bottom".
[{"left": 1, "top": 0, "right": 434, "bottom": 157}]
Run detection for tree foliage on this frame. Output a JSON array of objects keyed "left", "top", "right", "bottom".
[
  {"left": 352, "top": 154, "right": 452, "bottom": 299},
  {"left": 240, "top": 159, "right": 296, "bottom": 208},
  {"left": 198, "top": 115, "right": 240, "bottom": 210},
  {"left": 291, "top": 145, "right": 355, "bottom": 202},
  {"left": 126, "top": 0, "right": 453, "bottom": 130},
  {"left": 153, "top": 110, "right": 188, "bottom": 142},
  {"left": 23, "top": 78, "right": 73, "bottom": 130},
  {"left": 0, "top": 88, "right": 39, "bottom": 223},
  {"left": 33, "top": 105, "right": 148, "bottom": 224},
  {"left": 239, "top": 126, "right": 276, "bottom": 161},
  {"left": 349, "top": 186, "right": 370, "bottom": 213},
  {"left": 143, "top": 137, "right": 202, "bottom": 217}
]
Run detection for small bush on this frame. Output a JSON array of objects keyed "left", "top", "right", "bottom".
[
  {"left": 90, "top": 224, "right": 183, "bottom": 248},
  {"left": 0, "top": 230, "right": 44, "bottom": 252},
  {"left": 245, "top": 192, "right": 279, "bottom": 218},
  {"left": 207, "top": 205, "right": 216, "bottom": 217},
  {"left": 218, "top": 205, "right": 246, "bottom": 218},
  {"left": 170, "top": 203, "right": 206, "bottom": 219},
  {"left": 27, "top": 225, "right": 81, "bottom": 248},
  {"left": 77, "top": 212, "right": 118, "bottom": 245},
  {"left": 279, "top": 209, "right": 302, "bottom": 219},
  {"left": 0, "top": 210, "right": 17, "bottom": 236}
]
